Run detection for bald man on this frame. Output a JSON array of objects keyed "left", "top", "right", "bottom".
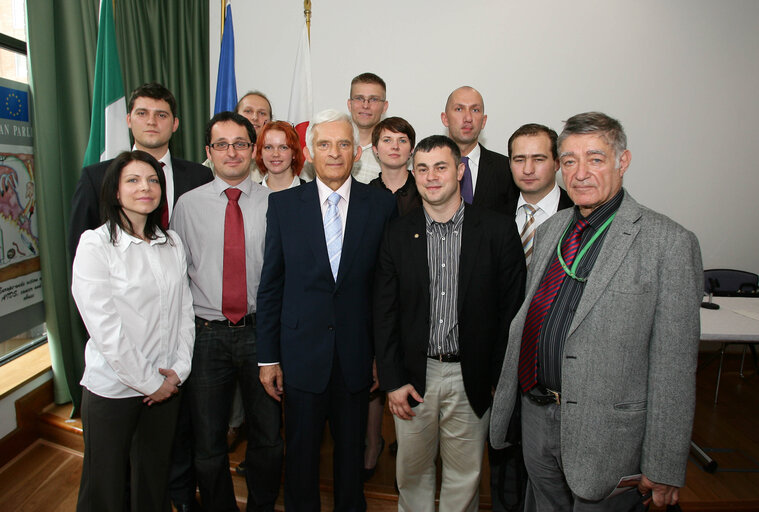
[{"left": 441, "top": 86, "right": 518, "bottom": 216}]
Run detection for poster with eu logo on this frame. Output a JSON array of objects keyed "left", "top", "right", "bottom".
[{"left": 0, "top": 77, "right": 42, "bottom": 319}]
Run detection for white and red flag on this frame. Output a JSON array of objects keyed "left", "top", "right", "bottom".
[{"left": 287, "top": 21, "right": 313, "bottom": 150}]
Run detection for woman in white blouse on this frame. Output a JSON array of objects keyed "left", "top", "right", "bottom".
[
  {"left": 72, "top": 150, "right": 194, "bottom": 512},
  {"left": 255, "top": 120, "right": 305, "bottom": 191}
]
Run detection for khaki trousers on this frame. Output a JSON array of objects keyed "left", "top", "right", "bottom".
[{"left": 394, "top": 359, "right": 490, "bottom": 512}]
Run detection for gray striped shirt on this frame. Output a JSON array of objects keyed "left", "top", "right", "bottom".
[{"left": 425, "top": 202, "right": 465, "bottom": 357}]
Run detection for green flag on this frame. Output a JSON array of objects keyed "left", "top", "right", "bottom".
[{"left": 82, "top": 0, "right": 130, "bottom": 167}]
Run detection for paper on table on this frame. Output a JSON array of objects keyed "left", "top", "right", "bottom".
[
  {"left": 607, "top": 473, "right": 641, "bottom": 498},
  {"left": 734, "top": 309, "right": 759, "bottom": 321}
]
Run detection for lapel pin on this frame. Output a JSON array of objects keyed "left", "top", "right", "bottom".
[{"left": 414, "top": 233, "right": 419, "bottom": 238}]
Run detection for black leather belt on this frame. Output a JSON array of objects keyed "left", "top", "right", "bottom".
[
  {"left": 428, "top": 353, "right": 461, "bottom": 363},
  {"left": 526, "top": 385, "right": 561, "bottom": 406},
  {"left": 197, "top": 313, "right": 255, "bottom": 328}
]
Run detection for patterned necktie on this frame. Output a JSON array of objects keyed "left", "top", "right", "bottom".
[
  {"left": 159, "top": 162, "right": 170, "bottom": 229},
  {"left": 324, "top": 191, "right": 342, "bottom": 280},
  {"left": 520, "top": 204, "right": 537, "bottom": 268},
  {"left": 222, "top": 188, "right": 247, "bottom": 323},
  {"left": 518, "top": 217, "right": 589, "bottom": 392},
  {"left": 460, "top": 156, "right": 473, "bottom": 204}
]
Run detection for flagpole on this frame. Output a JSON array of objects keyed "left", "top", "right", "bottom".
[
  {"left": 304, "top": 0, "right": 312, "bottom": 44},
  {"left": 220, "top": 0, "right": 226, "bottom": 41}
]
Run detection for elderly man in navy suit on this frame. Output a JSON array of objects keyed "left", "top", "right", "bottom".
[
  {"left": 491, "top": 112, "right": 702, "bottom": 511},
  {"left": 257, "top": 109, "right": 396, "bottom": 511}
]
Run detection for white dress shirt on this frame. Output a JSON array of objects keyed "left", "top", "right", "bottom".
[
  {"left": 462, "top": 143, "right": 482, "bottom": 194},
  {"left": 514, "top": 182, "right": 561, "bottom": 232},
  {"left": 351, "top": 143, "right": 381, "bottom": 184},
  {"left": 261, "top": 174, "right": 300, "bottom": 190},
  {"left": 315, "top": 176, "right": 352, "bottom": 234},
  {"left": 72, "top": 225, "right": 195, "bottom": 399}
]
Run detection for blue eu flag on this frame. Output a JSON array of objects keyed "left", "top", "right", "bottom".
[{"left": 0, "top": 86, "right": 30, "bottom": 122}]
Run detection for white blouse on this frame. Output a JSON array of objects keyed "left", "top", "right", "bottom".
[{"left": 72, "top": 224, "right": 195, "bottom": 399}]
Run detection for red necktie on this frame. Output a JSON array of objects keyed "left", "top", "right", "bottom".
[
  {"left": 159, "top": 162, "right": 169, "bottom": 229},
  {"left": 518, "top": 218, "right": 589, "bottom": 392},
  {"left": 222, "top": 188, "right": 247, "bottom": 323}
]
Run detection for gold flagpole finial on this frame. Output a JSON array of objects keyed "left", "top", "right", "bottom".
[
  {"left": 304, "top": 0, "right": 312, "bottom": 44},
  {"left": 220, "top": 0, "right": 228, "bottom": 42}
]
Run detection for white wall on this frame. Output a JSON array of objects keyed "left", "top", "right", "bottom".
[{"left": 211, "top": 0, "right": 759, "bottom": 274}]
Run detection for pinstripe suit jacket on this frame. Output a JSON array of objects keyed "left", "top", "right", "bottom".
[{"left": 489, "top": 190, "right": 703, "bottom": 500}]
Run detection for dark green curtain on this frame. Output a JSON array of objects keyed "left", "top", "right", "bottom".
[
  {"left": 26, "top": 0, "right": 100, "bottom": 410},
  {"left": 26, "top": 0, "right": 209, "bottom": 411},
  {"left": 115, "top": 1, "right": 209, "bottom": 162}
]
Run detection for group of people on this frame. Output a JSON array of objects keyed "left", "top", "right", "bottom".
[{"left": 67, "top": 73, "right": 703, "bottom": 512}]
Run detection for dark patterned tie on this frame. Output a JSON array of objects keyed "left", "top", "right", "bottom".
[
  {"left": 518, "top": 217, "right": 589, "bottom": 392},
  {"left": 222, "top": 188, "right": 247, "bottom": 323},
  {"left": 159, "top": 162, "right": 169, "bottom": 229},
  {"left": 460, "top": 156, "right": 473, "bottom": 204}
]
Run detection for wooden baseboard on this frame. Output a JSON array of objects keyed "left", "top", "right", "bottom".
[
  {"left": 0, "top": 379, "right": 53, "bottom": 467},
  {"left": 37, "top": 411, "right": 83, "bottom": 453}
]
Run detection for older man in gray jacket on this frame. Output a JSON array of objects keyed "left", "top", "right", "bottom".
[{"left": 490, "top": 112, "right": 702, "bottom": 512}]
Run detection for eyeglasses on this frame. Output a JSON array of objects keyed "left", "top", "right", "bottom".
[
  {"left": 209, "top": 141, "right": 253, "bottom": 151},
  {"left": 350, "top": 96, "right": 385, "bottom": 105}
]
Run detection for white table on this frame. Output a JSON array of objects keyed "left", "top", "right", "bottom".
[{"left": 700, "top": 297, "right": 759, "bottom": 403}]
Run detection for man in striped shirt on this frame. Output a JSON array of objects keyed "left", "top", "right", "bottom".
[{"left": 374, "top": 135, "right": 525, "bottom": 511}]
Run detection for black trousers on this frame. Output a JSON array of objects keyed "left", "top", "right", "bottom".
[
  {"left": 283, "top": 354, "right": 369, "bottom": 512},
  {"left": 77, "top": 387, "right": 181, "bottom": 512}
]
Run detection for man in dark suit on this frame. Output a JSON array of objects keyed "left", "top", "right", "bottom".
[
  {"left": 68, "top": 82, "right": 212, "bottom": 258},
  {"left": 490, "top": 124, "right": 577, "bottom": 512},
  {"left": 441, "top": 86, "right": 517, "bottom": 216},
  {"left": 373, "top": 135, "right": 525, "bottom": 511},
  {"left": 257, "top": 109, "right": 396, "bottom": 511},
  {"left": 508, "top": 123, "right": 574, "bottom": 232}
]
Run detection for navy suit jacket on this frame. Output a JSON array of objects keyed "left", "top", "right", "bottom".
[
  {"left": 256, "top": 179, "right": 396, "bottom": 394},
  {"left": 68, "top": 156, "right": 212, "bottom": 257}
]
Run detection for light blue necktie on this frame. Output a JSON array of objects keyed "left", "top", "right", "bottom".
[{"left": 324, "top": 191, "right": 342, "bottom": 280}]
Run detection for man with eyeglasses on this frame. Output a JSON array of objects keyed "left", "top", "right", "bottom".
[
  {"left": 172, "top": 111, "right": 283, "bottom": 512},
  {"left": 69, "top": 82, "right": 212, "bottom": 259},
  {"left": 203, "top": 90, "right": 274, "bottom": 184},
  {"left": 347, "top": 72, "right": 389, "bottom": 184}
]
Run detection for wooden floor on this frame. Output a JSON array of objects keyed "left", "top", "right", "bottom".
[{"left": 1, "top": 350, "right": 758, "bottom": 511}]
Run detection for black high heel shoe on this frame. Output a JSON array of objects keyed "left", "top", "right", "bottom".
[{"left": 362, "top": 437, "right": 385, "bottom": 481}]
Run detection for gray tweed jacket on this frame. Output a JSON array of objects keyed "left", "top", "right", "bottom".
[{"left": 489, "top": 190, "right": 703, "bottom": 500}]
